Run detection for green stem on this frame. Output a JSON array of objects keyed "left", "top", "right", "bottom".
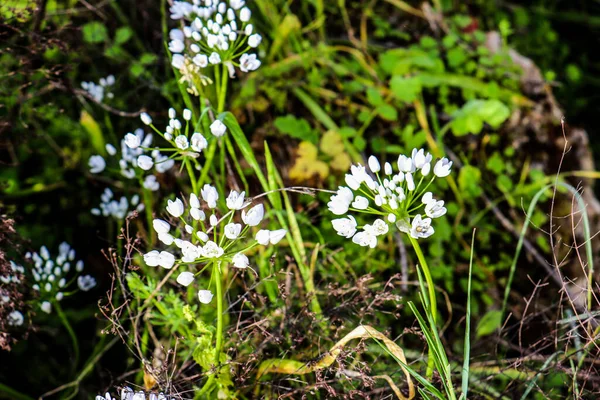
[
  {"left": 217, "top": 65, "right": 229, "bottom": 113},
  {"left": 141, "top": 186, "right": 155, "bottom": 247},
  {"left": 198, "top": 261, "right": 225, "bottom": 396},
  {"left": 0, "top": 383, "right": 35, "bottom": 400},
  {"left": 185, "top": 159, "right": 199, "bottom": 194},
  {"left": 408, "top": 236, "right": 437, "bottom": 378},
  {"left": 54, "top": 300, "right": 79, "bottom": 369}
]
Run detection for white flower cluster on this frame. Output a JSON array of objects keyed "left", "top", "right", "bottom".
[
  {"left": 91, "top": 189, "right": 145, "bottom": 220},
  {"left": 143, "top": 185, "right": 285, "bottom": 303},
  {"left": 329, "top": 149, "right": 452, "bottom": 247},
  {"left": 168, "top": 0, "right": 262, "bottom": 87},
  {"left": 96, "top": 387, "right": 174, "bottom": 400},
  {"left": 26, "top": 243, "right": 96, "bottom": 314},
  {"left": 1, "top": 261, "right": 26, "bottom": 327},
  {"left": 81, "top": 75, "right": 115, "bottom": 103},
  {"left": 88, "top": 127, "right": 174, "bottom": 191}
]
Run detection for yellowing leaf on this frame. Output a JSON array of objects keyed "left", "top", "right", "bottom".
[
  {"left": 80, "top": 111, "right": 105, "bottom": 155},
  {"left": 289, "top": 142, "right": 329, "bottom": 182},
  {"left": 320, "top": 130, "right": 345, "bottom": 157},
  {"left": 331, "top": 152, "right": 352, "bottom": 172}
]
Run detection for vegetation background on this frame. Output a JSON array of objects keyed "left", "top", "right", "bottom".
[{"left": 1, "top": 0, "right": 600, "bottom": 399}]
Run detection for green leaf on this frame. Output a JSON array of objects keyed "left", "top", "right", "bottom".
[
  {"left": 80, "top": 111, "right": 105, "bottom": 155},
  {"left": 486, "top": 152, "right": 504, "bottom": 174},
  {"left": 366, "top": 87, "right": 384, "bottom": 106},
  {"left": 114, "top": 27, "right": 133, "bottom": 44},
  {"left": 476, "top": 310, "right": 503, "bottom": 337},
  {"left": 140, "top": 53, "right": 158, "bottom": 65},
  {"left": 82, "top": 22, "right": 108, "bottom": 44},
  {"left": 390, "top": 76, "right": 422, "bottom": 103},
  {"left": 458, "top": 165, "right": 482, "bottom": 198},
  {"left": 273, "top": 115, "right": 318, "bottom": 144},
  {"left": 376, "top": 104, "right": 398, "bottom": 121},
  {"left": 450, "top": 99, "right": 511, "bottom": 136}
]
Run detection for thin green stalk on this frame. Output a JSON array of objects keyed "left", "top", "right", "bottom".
[
  {"left": 217, "top": 65, "right": 229, "bottom": 113},
  {"left": 0, "top": 383, "right": 35, "bottom": 400},
  {"left": 408, "top": 235, "right": 436, "bottom": 378},
  {"left": 185, "top": 159, "right": 199, "bottom": 194},
  {"left": 54, "top": 300, "right": 79, "bottom": 369},
  {"left": 141, "top": 186, "right": 155, "bottom": 247},
  {"left": 198, "top": 261, "right": 225, "bottom": 395}
]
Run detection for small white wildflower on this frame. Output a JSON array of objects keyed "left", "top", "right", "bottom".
[
  {"left": 176, "top": 271, "right": 195, "bottom": 286},
  {"left": 226, "top": 190, "right": 246, "bottom": 210},
  {"left": 140, "top": 112, "right": 152, "bottom": 125},
  {"left": 191, "top": 133, "right": 208, "bottom": 152},
  {"left": 77, "top": 275, "right": 96, "bottom": 291},
  {"left": 232, "top": 253, "right": 249, "bottom": 269},
  {"left": 434, "top": 158, "right": 452, "bottom": 178},
  {"left": 201, "top": 184, "right": 219, "bottom": 208},
  {"left": 224, "top": 223, "right": 242, "bottom": 239},
  {"left": 210, "top": 120, "right": 227, "bottom": 137},
  {"left": 175, "top": 135, "right": 189, "bottom": 150},
  {"left": 208, "top": 52, "right": 221, "bottom": 64},
  {"left": 198, "top": 289, "right": 214, "bottom": 304},
  {"left": 242, "top": 204, "right": 264, "bottom": 226},
  {"left": 89, "top": 155, "right": 106, "bottom": 173},
  {"left": 332, "top": 215, "right": 357, "bottom": 238},
  {"left": 137, "top": 155, "right": 154, "bottom": 170},
  {"left": 248, "top": 33, "right": 262, "bottom": 48}
]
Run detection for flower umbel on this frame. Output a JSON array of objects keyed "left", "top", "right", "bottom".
[{"left": 329, "top": 149, "right": 452, "bottom": 246}]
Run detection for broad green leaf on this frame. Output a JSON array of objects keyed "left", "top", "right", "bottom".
[
  {"left": 82, "top": 22, "right": 108, "bottom": 43},
  {"left": 114, "top": 27, "right": 133, "bottom": 44},
  {"left": 476, "top": 310, "right": 503, "bottom": 337},
  {"left": 390, "top": 76, "right": 422, "bottom": 103},
  {"left": 273, "top": 115, "right": 318, "bottom": 144}
]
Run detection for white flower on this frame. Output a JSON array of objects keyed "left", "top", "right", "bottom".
[
  {"left": 345, "top": 174, "right": 361, "bottom": 190},
  {"left": 411, "top": 148, "right": 431, "bottom": 169},
  {"left": 202, "top": 241, "right": 224, "bottom": 258},
  {"left": 232, "top": 253, "right": 249, "bottom": 269},
  {"left": 405, "top": 172, "right": 415, "bottom": 191},
  {"left": 175, "top": 135, "right": 189, "bottom": 150},
  {"left": 425, "top": 200, "right": 446, "bottom": 218},
  {"left": 140, "top": 112, "right": 152, "bottom": 125},
  {"left": 226, "top": 190, "right": 246, "bottom": 210},
  {"left": 242, "top": 204, "right": 264, "bottom": 226},
  {"left": 166, "top": 198, "right": 185, "bottom": 217},
  {"left": 240, "top": 6, "right": 251, "bottom": 21},
  {"left": 176, "top": 271, "right": 195, "bottom": 286},
  {"left": 327, "top": 186, "right": 353, "bottom": 215},
  {"left": 248, "top": 33, "right": 262, "bottom": 48},
  {"left": 196, "top": 231, "right": 209, "bottom": 242},
  {"left": 158, "top": 232, "right": 174, "bottom": 245},
  {"left": 41, "top": 301, "right": 52, "bottom": 314},
  {"left": 224, "top": 223, "right": 242, "bottom": 239},
  {"left": 191, "top": 133, "right": 208, "bottom": 152},
  {"left": 239, "top": 53, "right": 261, "bottom": 72},
  {"left": 124, "top": 133, "right": 141, "bottom": 149},
  {"left": 410, "top": 215, "right": 434, "bottom": 239},
  {"left": 158, "top": 251, "right": 176, "bottom": 269},
  {"left": 193, "top": 54, "right": 209, "bottom": 67},
  {"left": 144, "top": 250, "right": 161, "bottom": 266},
  {"left": 7, "top": 311, "right": 24, "bottom": 326},
  {"left": 169, "top": 39, "right": 185, "bottom": 53},
  {"left": 367, "top": 219, "right": 389, "bottom": 236},
  {"left": 143, "top": 175, "right": 160, "bottom": 191},
  {"left": 198, "top": 289, "right": 214, "bottom": 304},
  {"left": 201, "top": 184, "right": 218, "bottom": 208},
  {"left": 190, "top": 207, "right": 205, "bottom": 221},
  {"left": 209, "top": 52, "right": 221, "bottom": 64},
  {"left": 230, "top": 0, "right": 245, "bottom": 10},
  {"left": 256, "top": 229, "right": 286, "bottom": 245},
  {"left": 332, "top": 215, "right": 357, "bottom": 238},
  {"left": 137, "top": 155, "right": 154, "bottom": 170},
  {"left": 172, "top": 54, "right": 185, "bottom": 69},
  {"left": 244, "top": 24, "right": 253, "bottom": 35},
  {"left": 77, "top": 275, "right": 96, "bottom": 291},
  {"left": 209, "top": 214, "right": 218, "bottom": 226},
  {"left": 434, "top": 158, "right": 452, "bottom": 177},
  {"left": 89, "top": 155, "right": 106, "bottom": 173},
  {"left": 352, "top": 231, "right": 377, "bottom": 248},
  {"left": 153, "top": 219, "right": 170, "bottom": 233},
  {"left": 368, "top": 156, "right": 381, "bottom": 173},
  {"left": 397, "top": 154, "right": 413, "bottom": 172},
  {"left": 210, "top": 120, "right": 227, "bottom": 137},
  {"left": 105, "top": 144, "right": 117, "bottom": 155},
  {"left": 352, "top": 196, "right": 369, "bottom": 210}
]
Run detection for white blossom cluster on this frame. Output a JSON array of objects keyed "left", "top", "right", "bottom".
[
  {"left": 143, "top": 185, "right": 285, "bottom": 304},
  {"left": 168, "top": 0, "right": 263, "bottom": 91},
  {"left": 88, "top": 127, "right": 175, "bottom": 192},
  {"left": 81, "top": 75, "right": 115, "bottom": 103},
  {"left": 91, "top": 188, "right": 145, "bottom": 220},
  {"left": 328, "top": 149, "right": 452, "bottom": 247},
  {"left": 26, "top": 243, "right": 96, "bottom": 314},
  {"left": 1, "top": 261, "right": 26, "bottom": 326},
  {"left": 96, "top": 387, "right": 174, "bottom": 400}
]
